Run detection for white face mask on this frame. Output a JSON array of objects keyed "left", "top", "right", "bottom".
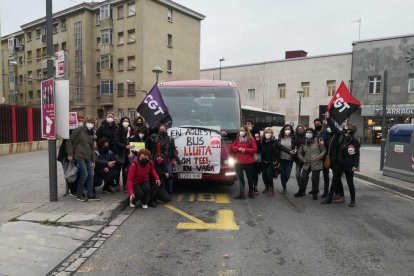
[
  {"left": 305, "top": 133, "right": 313, "bottom": 139},
  {"left": 285, "top": 130, "right": 291, "bottom": 136},
  {"left": 327, "top": 128, "right": 332, "bottom": 133},
  {"left": 247, "top": 126, "right": 252, "bottom": 130},
  {"left": 138, "top": 133, "right": 145, "bottom": 139},
  {"left": 239, "top": 131, "right": 246, "bottom": 137},
  {"left": 86, "top": 123, "right": 94, "bottom": 130},
  {"left": 122, "top": 122, "right": 129, "bottom": 128},
  {"left": 78, "top": 122, "right": 84, "bottom": 127},
  {"left": 106, "top": 117, "right": 114, "bottom": 123},
  {"left": 265, "top": 133, "right": 272, "bottom": 139}
]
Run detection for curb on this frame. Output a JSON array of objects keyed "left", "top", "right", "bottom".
[{"left": 354, "top": 173, "right": 414, "bottom": 198}]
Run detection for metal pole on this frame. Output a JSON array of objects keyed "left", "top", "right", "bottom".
[
  {"left": 298, "top": 94, "right": 302, "bottom": 125},
  {"left": 46, "top": 0, "right": 58, "bottom": 201},
  {"left": 219, "top": 61, "right": 222, "bottom": 80},
  {"left": 380, "top": 70, "right": 387, "bottom": 171},
  {"left": 155, "top": 73, "right": 159, "bottom": 84}
]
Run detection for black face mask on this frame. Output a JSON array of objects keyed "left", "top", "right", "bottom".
[
  {"left": 139, "top": 159, "right": 150, "bottom": 166},
  {"left": 159, "top": 131, "right": 167, "bottom": 136},
  {"left": 315, "top": 125, "right": 322, "bottom": 131}
]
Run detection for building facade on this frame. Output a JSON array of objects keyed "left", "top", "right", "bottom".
[
  {"left": 200, "top": 53, "right": 352, "bottom": 127},
  {"left": 0, "top": 0, "right": 204, "bottom": 119},
  {"left": 350, "top": 34, "right": 414, "bottom": 144}
]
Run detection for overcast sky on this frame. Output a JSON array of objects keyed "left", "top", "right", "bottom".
[{"left": 1, "top": 0, "right": 414, "bottom": 69}]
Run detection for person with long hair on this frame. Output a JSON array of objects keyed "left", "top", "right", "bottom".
[
  {"left": 293, "top": 124, "right": 306, "bottom": 192},
  {"left": 259, "top": 127, "right": 292, "bottom": 196},
  {"left": 113, "top": 116, "right": 133, "bottom": 191},
  {"left": 278, "top": 124, "right": 296, "bottom": 193},
  {"left": 231, "top": 125, "right": 257, "bottom": 199}
]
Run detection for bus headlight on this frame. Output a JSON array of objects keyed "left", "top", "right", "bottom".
[{"left": 224, "top": 157, "right": 236, "bottom": 167}]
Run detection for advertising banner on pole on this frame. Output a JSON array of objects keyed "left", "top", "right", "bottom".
[
  {"left": 69, "top": 112, "right": 78, "bottom": 130},
  {"left": 55, "top": 50, "right": 65, "bottom": 78},
  {"left": 41, "top": 78, "right": 55, "bottom": 139},
  {"left": 55, "top": 80, "right": 70, "bottom": 138},
  {"left": 169, "top": 126, "right": 221, "bottom": 176}
]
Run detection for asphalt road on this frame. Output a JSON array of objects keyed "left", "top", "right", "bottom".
[{"left": 76, "top": 174, "right": 414, "bottom": 276}]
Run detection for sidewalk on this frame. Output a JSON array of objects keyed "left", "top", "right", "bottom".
[
  {"left": 0, "top": 186, "right": 128, "bottom": 276},
  {"left": 355, "top": 146, "right": 414, "bottom": 197}
]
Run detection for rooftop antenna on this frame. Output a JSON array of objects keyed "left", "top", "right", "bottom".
[{"left": 353, "top": 18, "right": 361, "bottom": 40}]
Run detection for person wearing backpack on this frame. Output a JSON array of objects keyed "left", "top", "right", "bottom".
[{"left": 295, "top": 128, "right": 326, "bottom": 200}]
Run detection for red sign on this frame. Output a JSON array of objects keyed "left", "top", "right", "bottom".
[{"left": 41, "top": 79, "right": 56, "bottom": 139}]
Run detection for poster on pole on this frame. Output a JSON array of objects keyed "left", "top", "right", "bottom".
[
  {"left": 55, "top": 50, "right": 65, "bottom": 78},
  {"left": 55, "top": 80, "right": 70, "bottom": 138},
  {"left": 41, "top": 78, "right": 55, "bottom": 139},
  {"left": 169, "top": 126, "right": 221, "bottom": 176},
  {"left": 69, "top": 112, "right": 78, "bottom": 130}
]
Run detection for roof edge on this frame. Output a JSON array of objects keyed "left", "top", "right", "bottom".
[{"left": 352, "top": 33, "right": 414, "bottom": 45}]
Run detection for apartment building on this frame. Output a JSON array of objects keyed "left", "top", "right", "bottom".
[
  {"left": 200, "top": 52, "right": 352, "bottom": 127},
  {"left": 0, "top": 0, "right": 204, "bottom": 119}
]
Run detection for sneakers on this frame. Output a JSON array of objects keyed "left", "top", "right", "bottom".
[
  {"left": 267, "top": 188, "right": 275, "bottom": 197},
  {"left": 254, "top": 186, "right": 259, "bottom": 196},
  {"left": 142, "top": 204, "right": 149, "bottom": 209},
  {"left": 321, "top": 199, "right": 332, "bottom": 204},
  {"left": 262, "top": 187, "right": 269, "bottom": 194},
  {"left": 76, "top": 194, "right": 88, "bottom": 202},
  {"left": 294, "top": 191, "right": 305, "bottom": 197},
  {"left": 282, "top": 188, "right": 287, "bottom": 194},
  {"left": 321, "top": 193, "right": 328, "bottom": 199},
  {"left": 130, "top": 201, "right": 136, "bottom": 208},
  {"left": 348, "top": 202, "right": 356, "bottom": 207},
  {"left": 87, "top": 195, "right": 101, "bottom": 201},
  {"left": 312, "top": 194, "right": 318, "bottom": 200},
  {"left": 148, "top": 202, "right": 158, "bottom": 208},
  {"left": 234, "top": 195, "right": 246, "bottom": 200},
  {"left": 103, "top": 186, "right": 114, "bottom": 194},
  {"left": 248, "top": 192, "right": 255, "bottom": 199},
  {"left": 333, "top": 197, "right": 345, "bottom": 203}
]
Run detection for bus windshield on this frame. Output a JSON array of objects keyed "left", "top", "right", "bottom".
[{"left": 159, "top": 86, "right": 241, "bottom": 133}]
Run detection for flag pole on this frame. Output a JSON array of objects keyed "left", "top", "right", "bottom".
[{"left": 380, "top": 70, "right": 388, "bottom": 171}]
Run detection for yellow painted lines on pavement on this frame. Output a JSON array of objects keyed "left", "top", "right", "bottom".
[
  {"left": 78, "top": 265, "right": 94, "bottom": 273},
  {"left": 173, "top": 193, "right": 230, "bottom": 203},
  {"left": 164, "top": 204, "right": 239, "bottom": 231}
]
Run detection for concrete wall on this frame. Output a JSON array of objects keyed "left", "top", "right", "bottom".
[
  {"left": 0, "top": 140, "right": 61, "bottom": 156},
  {"left": 201, "top": 53, "right": 352, "bottom": 126}
]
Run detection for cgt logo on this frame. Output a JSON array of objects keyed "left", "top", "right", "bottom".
[
  {"left": 333, "top": 93, "right": 351, "bottom": 113},
  {"left": 144, "top": 95, "right": 165, "bottom": 116}
]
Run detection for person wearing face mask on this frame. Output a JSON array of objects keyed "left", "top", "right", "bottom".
[
  {"left": 260, "top": 127, "right": 293, "bottom": 196},
  {"left": 94, "top": 138, "right": 118, "bottom": 194},
  {"left": 129, "top": 126, "right": 151, "bottom": 150},
  {"left": 132, "top": 115, "right": 147, "bottom": 133},
  {"left": 127, "top": 149, "right": 160, "bottom": 209},
  {"left": 245, "top": 120, "right": 261, "bottom": 195},
  {"left": 114, "top": 117, "right": 133, "bottom": 191},
  {"left": 322, "top": 112, "right": 360, "bottom": 207},
  {"left": 231, "top": 125, "right": 258, "bottom": 199},
  {"left": 293, "top": 125, "right": 306, "bottom": 191},
  {"left": 152, "top": 154, "right": 172, "bottom": 204},
  {"left": 96, "top": 112, "right": 119, "bottom": 151},
  {"left": 66, "top": 117, "right": 99, "bottom": 202},
  {"left": 312, "top": 118, "right": 330, "bottom": 198},
  {"left": 295, "top": 128, "right": 326, "bottom": 200},
  {"left": 278, "top": 124, "right": 296, "bottom": 194}
]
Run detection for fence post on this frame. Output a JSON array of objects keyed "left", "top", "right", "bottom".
[
  {"left": 27, "top": 107, "right": 33, "bottom": 142},
  {"left": 11, "top": 106, "right": 17, "bottom": 143}
]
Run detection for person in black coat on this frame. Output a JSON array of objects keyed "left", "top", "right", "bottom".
[
  {"left": 113, "top": 116, "right": 133, "bottom": 191},
  {"left": 313, "top": 118, "right": 330, "bottom": 197},
  {"left": 293, "top": 124, "right": 306, "bottom": 191},
  {"left": 245, "top": 120, "right": 261, "bottom": 195},
  {"left": 322, "top": 112, "right": 360, "bottom": 207},
  {"left": 94, "top": 137, "right": 119, "bottom": 194},
  {"left": 96, "top": 112, "right": 119, "bottom": 151}
]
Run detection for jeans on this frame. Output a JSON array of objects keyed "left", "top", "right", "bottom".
[
  {"left": 132, "top": 181, "right": 156, "bottom": 205},
  {"left": 300, "top": 167, "right": 321, "bottom": 194},
  {"left": 322, "top": 167, "right": 330, "bottom": 195},
  {"left": 252, "top": 162, "right": 260, "bottom": 188},
  {"left": 326, "top": 164, "right": 355, "bottom": 202},
  {"left": 295, "top": 163, "right": 303, "bottom": 188},
  {"left": 165, "top": 163, "right": 174, "bottom": 194},
  {"left": 76, "top": 159, "right": 94, "bottom": 197},
  {"left": 261, "top": 162, "right": 274, "bottom": 189},
  {"left": 280, "top": 159, "right": 293, "bottom": 189},
  {"left": 235, "top": 163, "right": 255, "bottom": 196}
]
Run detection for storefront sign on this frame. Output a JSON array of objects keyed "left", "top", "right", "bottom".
[
  {"left": 41, "top": 79, "right": 55, "bottom": 139},
  {"left": 169, "top": 127, "right": 221, "bottom": 174},
  {"left": 394, "top": 145, "right": 404, "bottom": 153},
  {"left": 361, "top": 105, "right": 414, "bottom": 116}
]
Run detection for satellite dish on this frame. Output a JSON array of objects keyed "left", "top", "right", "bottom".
[{"left": 1, "top": 97, "right": 5, "bottom": 104}]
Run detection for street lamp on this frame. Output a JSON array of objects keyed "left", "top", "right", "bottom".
[
  {"left": 152, "top": 66, "right": 163, "bottom": 84},
  {"left": 219, "top": 58, "right": 225, "bottom": 80},
  {"left": 297, "top": 89, "right": 304, "bottom": 126}
]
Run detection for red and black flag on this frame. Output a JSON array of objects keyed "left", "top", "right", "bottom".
[{"left": 327, "top": 81, "right": 361, "bottom": 124}]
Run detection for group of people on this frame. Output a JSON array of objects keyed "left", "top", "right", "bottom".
[
  {"left": 231, "top": 113, "right": 360, "bottom": 207},
  {"left": 58, "top": 112, "right": 180, "bottom": 209}
]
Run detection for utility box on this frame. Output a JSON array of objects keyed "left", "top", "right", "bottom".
[{"left": 383, "top": 124, "right": 414, "bottom": 182}]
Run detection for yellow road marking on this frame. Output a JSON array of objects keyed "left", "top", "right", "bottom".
[
  {"left": 164, "top": 204, "right": 239, "bottom": 231},
  {"left": 78, "top": 265, "right": 94, "bottom": 273},
  {"left": 175, "top": 194, "right": 184, "bottom": 202},
  {"left": 189, "top": 193, "right": 195, "bottom": 202},
  {"left": 215, "top": 193, "right": 230, "bottom": 204},
  {"left": 164, "top": 204, "right": 204, "bottom": 224},
  {"left": 198, "top": 193, "right": 215, "bottom": 202}
]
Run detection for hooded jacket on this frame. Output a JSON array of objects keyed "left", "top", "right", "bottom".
[
  {"left": 96, "top": 120, "right": 118, "bottom": 150},
  {"left": 127, "top": 159, "right": 159, "bottom": 196},
  {"left": 66, "top": 126, "right": 95, "bottom": 162}
]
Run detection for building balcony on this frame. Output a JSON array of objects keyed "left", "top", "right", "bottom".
[
  {"left": 99, "top": 18, "right": 113, "bottom": 29},
  {"left": 99, "top": 69, "right": 113, "bottom": 80},
  {"left": 100, "top": 93, "right": 114, "bottom": 106},
  {"left": 99, "top": 43, "right": 114, "bottom": 55}
]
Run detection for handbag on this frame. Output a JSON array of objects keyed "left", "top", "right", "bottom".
[
  {"left": 323, "top": 135, "right": 334, "bottom": 169},
  {"left": 63, "top": 160, "right": 78, "bottom": 183},
  {"left": 272, "top": 159, "right": 281, "bottom": 178}
]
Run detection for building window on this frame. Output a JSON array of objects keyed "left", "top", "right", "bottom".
[
  {"left": 327, "top": 80, "right": 336, "bottom": 97},
  {"left": 96, "top": 12, "right": 100, "bottom": 25},
  {"left": 96, "top": 37, "right": 101, "bottom": 47},
  {"left": 118, "top": 83, "right": 124, "bottom": 97},
  {"left": 27, "top": 50, "right": 32, "bottom": 61},
  {"left": 29, "top": 91, "right": 33, "bottom": 101},
  {"left": 61, "top": 18, "right": 67, "bottom": 30},
  {"left": 127, "top": 83, "right": 135, "bottom": 95},
  {"left": 248, "top": 89, "right": 255, "bottom": 100},
  {"left": 278, "top": 84, "right": 286, "bottom": 98},
  {"left": 168, "top": 8, "right": 173, "bottom": 22},
  {"left": 167, "top": 60, "right": 172, "bottom": 72},
  {"left": 167, "top": 34, "right": 173, "bottom": 47},
  {"left": 28, "top": 71, "right": 33, "bottom": 81},
  {"left": 127, "top": 56, "right": 135, "bottom": 69},
  {"left": 118, "top": 109, "right": 124, "bottom": 118},
  {"left": 117, "top": 58, "right": 124, "bottom": 71},
  {"left": 27, "top": 32, "right": 32, "bottom": 41},
  {"left": 301, "top": 82, "right": 310, "bottom": 97},
  {"left": 100, "top": 4, "right": 111, "bottom": 20},
  {"left": 127, "top": 3, "right": 136, "bottom": 16},
  {"left": 127, "top": 29, "right": 135, "bottom": 43},
  {"left": 408, "top": 73, "right": 414, "bottom": 93},
  {"left": 100, "top": 80, "right": 113, "bottom": 94},
  {"left": 117, "top": 5, "right": 124, "bottom": 19},
  {"left": 117, "top": 32, "right": 124, "bottom": 45},
  {"left": 37, "top": 90, "right": 41, "bottom": 99},
  {"left": 36, "top": 28, "right": 41, "bottom": 39},
  {"left": 37, "top": 69, "right": 42, "bottom": 79},
  {"left": 54, "top": 43, "right": 59, "bottom": 53},
  {"left": 100, "top": 54, "right": 112, "bottom": 70},
  {"left": 37, "top": 48, "right": 43, "bottom": 58},
  {"left": 128, "top": 108, "right": 136, "bottom": 119},
  {"left": 62, "top": 42, "right": 67, "bottom": 51},
  {"left": 101, "top": 29, "right": 112, "bottom": 45},
  {"left": 18, "top": 56, "right": 23, "bottom": 66},
  {"left": 53, "top": 22, "right": 58, "bottom": 33},
  {"left": 368, "top": 76, "right": 381, "bottom": 94}
]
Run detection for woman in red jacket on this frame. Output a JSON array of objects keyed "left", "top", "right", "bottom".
[
  {"left": 127, "top": 149, "right": 160, "bottom": 209},
  {"left": 231, "top": 125, "right": 258, "bottom": 199}
]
